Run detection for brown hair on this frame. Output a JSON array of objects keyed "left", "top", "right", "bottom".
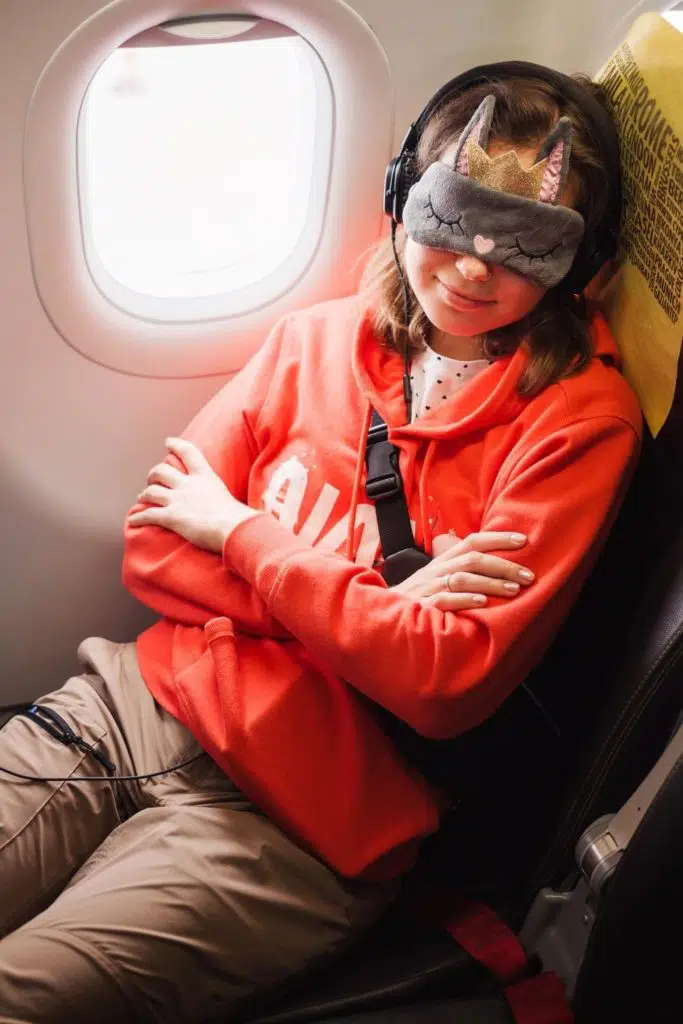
[{"left": 360, "top": 74, "right": 615, "bottom": 397}]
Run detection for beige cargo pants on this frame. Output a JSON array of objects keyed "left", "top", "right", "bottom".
[{"left": 0, "top": 638, "right": 392, "bottom": 1024}]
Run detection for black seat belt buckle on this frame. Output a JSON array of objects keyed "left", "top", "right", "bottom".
[
  {"left": 366, "top": 420, "right": 389, "bottom": 446},
  {"left": 365, "top": 437, "right": 402, "bottom": 502},
  {"left": 366, "top": 468, "right": 403, "bottom": 501},
  {"left": 382, "top": 547, "right": 431, "bottom": 586}
]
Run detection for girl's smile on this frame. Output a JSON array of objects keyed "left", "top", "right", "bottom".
[{"left": 435, "top": 277, "right": 497, "bottom": 311}]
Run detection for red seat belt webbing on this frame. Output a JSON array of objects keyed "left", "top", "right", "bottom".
[
  {"left": 406, "top": 889, "right": 574, "bottom": 1023},
  {"left": 442, "top": 898, "right": 528, "bottom": 984},
  {"left": 504, "top": 971, "right": 574, "bottom": 1024},
  {"left": 443, "top": 900, "right": 574, "bottom": 1023}
]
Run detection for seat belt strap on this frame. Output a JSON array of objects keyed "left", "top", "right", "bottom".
[
  {"left": 441, "top": 899, "right": 573, "bottom": 1023},
  {"left": 365, "top": 408, "right": 431, "bottom": 585},
  {"left": 365, "top": 408, "right": 416, "bottom": 555},
  {"left": 504, "top": 972, "right": 574, "bottom": 1024},
  {"left": 441, "top": 898, "right": 528, "bottom": 984}
]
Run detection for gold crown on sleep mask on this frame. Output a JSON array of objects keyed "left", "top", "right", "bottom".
[
  {"left": 466, "top": 140, "right": 552, "bottom": 200},
  {"left": 452, "top": 94, "right": 573, "bottom": 204}
]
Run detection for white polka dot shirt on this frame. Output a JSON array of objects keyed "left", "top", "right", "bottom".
[{"left": 410, "top": 344, "right": 492, "bottom": 422}]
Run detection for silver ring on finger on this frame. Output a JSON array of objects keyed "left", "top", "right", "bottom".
[{"left": 447, "top": 573, "right": 455, "bottom": 593}]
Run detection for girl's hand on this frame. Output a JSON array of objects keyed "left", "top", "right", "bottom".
[
  {"left": 392, "top": 532, "right": 534, "bottom": 610},
  {"left": 127, "top": 438, "right": 259, "bottom": 553}
]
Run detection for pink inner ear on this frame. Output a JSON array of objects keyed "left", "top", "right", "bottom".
[
  {"left": 539, "top": 138, "right": 564, "bottom": 202},
  {"left": 455, "top": 145, "right": 469, "bottom": 175},
  {"left": 455, "top": 117, "right": 485, "bottom": 175}
]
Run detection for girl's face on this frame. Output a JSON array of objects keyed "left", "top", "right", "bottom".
[{"left": 403, "top": 140, "right": 557, "bottom": 341}]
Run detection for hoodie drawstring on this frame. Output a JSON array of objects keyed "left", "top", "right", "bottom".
[
  {"left": 420, "top": 441, "right": 438, "bottom": 555},
  {"left": 346, "top": 401, "right": 373, "bottom": 562}
]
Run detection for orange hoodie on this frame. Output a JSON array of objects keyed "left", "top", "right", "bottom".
[{"left": 123, "top": 293, "right": 642, "bottom": 880}]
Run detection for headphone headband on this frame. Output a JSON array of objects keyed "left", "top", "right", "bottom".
[{"left": 384, "top": 60, "right": 622, "bottom": 293}]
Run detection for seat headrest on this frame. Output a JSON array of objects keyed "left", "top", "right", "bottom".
[{"left": 595, "top": 13, "right": 683, "bottom": 437}]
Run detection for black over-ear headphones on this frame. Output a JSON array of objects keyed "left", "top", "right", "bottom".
[{"left": 383, "top": 60, "right": 622, "bottom": 293}]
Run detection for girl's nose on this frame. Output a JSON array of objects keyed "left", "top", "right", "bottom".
[{"left": 454, "top": 253, "right": 492, "bottom": 282}]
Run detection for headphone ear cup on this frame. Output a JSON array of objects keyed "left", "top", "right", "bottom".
[
  {"left": 386, "top": 153, "right": 417, "bottom": 223},
  {"left": 383, "top": 157, "right": 400, "bottom": 217},
  {"left": 393, "top": 151, "right": 419, "bottom": 224},
  {"left": 563, "top": 238, "right": 612, "bottom": 294}
]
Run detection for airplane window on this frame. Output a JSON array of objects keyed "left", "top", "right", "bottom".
[{"left": 78, "top": 18, "right": 331, "bottom": 314}]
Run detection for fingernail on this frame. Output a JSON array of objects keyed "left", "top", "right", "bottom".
[
  {"left": 510, "top": 533, "right": 526, "bottom": 544},
  {"left": 519, "top": 569, "right": 534, "bottom": 581},
  {"left": 504, "top": 582, "right": 520, "bottom": 592},
  {"left": 472, "top": 595, "right": 487, "bottom": 604}
]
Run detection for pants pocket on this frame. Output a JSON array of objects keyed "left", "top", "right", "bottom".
[{"left": 0, "top": 706, "right": 116, "bottom": 936}]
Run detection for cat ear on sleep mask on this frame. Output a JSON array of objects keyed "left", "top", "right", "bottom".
[{"left": 401, "top": 94, "right": 585, "bottom": 288}]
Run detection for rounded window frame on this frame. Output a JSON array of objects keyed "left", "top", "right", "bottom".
[
  {"left": 24, "top": 1, "right": 392, "bottom": 377},
  {"left": 78, "top": 21, "right": 332, "bottom": 324}
]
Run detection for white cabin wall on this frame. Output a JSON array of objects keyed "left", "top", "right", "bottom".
[{"left": 353, "top": 0, "right": 664, "bottom": 150}]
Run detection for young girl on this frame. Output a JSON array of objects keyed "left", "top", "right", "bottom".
[{"left": 0, "top": 65, "right": 641, "bottom": 1023}]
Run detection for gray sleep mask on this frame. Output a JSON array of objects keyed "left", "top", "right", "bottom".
[{"left": 402, "top": 95, "right": 585, "bottom": 288}]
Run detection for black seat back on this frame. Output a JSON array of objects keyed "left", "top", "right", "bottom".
[
  {"left": 521, "top": 425, "right": 683, "bottom": 905},
  {"left": 410, "top": 421, "right": 683, "bottom": 917},
  {"left": 572, "top": 737, "right": 683, "bottom": 1023}
]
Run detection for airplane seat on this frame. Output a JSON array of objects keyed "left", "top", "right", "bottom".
[
  {"left": 243, "top": 431, "right": 683, "bottom": 1024},
  {"left": 233, "top": 13, "right": 683, "bottom": 1024}
]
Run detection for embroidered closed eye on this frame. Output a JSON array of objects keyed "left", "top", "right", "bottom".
[
  {"left": 502, "top": 237, "right": 563, "bottom": 265},
  {"left": 424, "top": 196, "right": 464, "bottom": 235}
]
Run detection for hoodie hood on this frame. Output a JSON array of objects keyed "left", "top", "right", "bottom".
[{"left": 351, "top": 297, "right": 622, "bottom": 441}]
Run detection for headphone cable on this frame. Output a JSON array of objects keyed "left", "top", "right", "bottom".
[
  {"left": 390, "top": 220, "right": 413, "bottom": 423},
  {"left": 0, "top": 701, "right": 203, "bottom": 783}
]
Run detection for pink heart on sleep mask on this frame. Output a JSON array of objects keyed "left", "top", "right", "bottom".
[{"left": 473, "top": 234, "right": 495, "bottom": 255}]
